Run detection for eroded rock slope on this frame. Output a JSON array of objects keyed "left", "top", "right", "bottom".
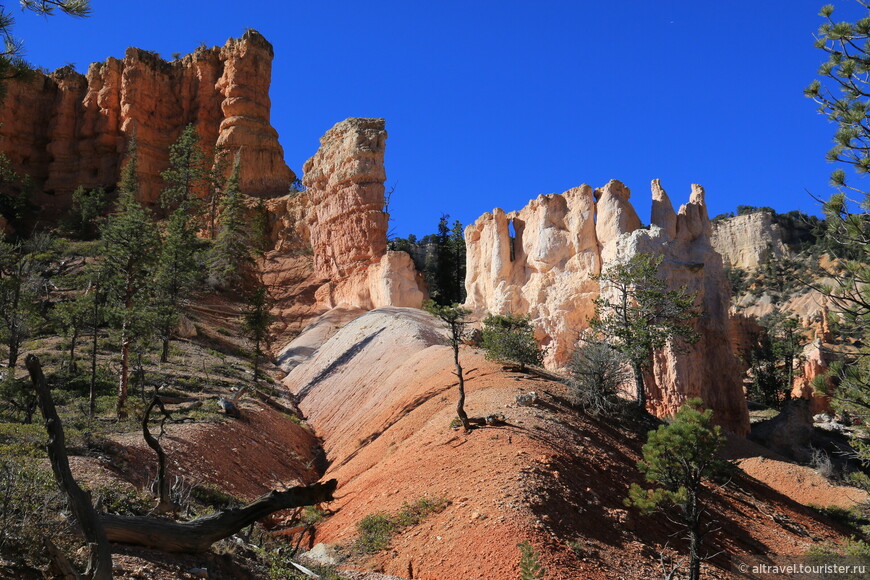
[
  {"left": 464, "top": 179, "right": 750, "bottom": 435},
  {"left": 281, "top": 307, "right": 848, "bottom": 579}
]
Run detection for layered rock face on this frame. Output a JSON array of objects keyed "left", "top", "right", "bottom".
[
  {"left": 711, "top": 212, "right": 788, "bottom": 270},
  {"left": 464, "top": 178, "right": 750, "bottom": 435},
  {"left": 302, "top": 118, "right": 425, "bottom": 311},
  {"left": 464, "top": 184, "right": 601, "bottom": 365},
  {"left": 0, "top": 30, "right": 294, "bottom": 207},
  {"left": 619, "top": 183, "right": 750, "bottom": 435}
]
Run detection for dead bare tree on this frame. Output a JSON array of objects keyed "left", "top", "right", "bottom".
[
  {"left": 25, "top": 354, "right": 112, "bottom": 580},
  {"left": 27, "top": 354, "right": 337, "bottom": 559},
  {"left": 142, "top": 394, "right": 178, "bottom": 515}
]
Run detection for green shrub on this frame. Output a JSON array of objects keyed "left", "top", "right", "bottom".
[
  {"left": 813, "top": 504, "right": 870, "bottom": 536},
  {"left": 62, "top": 366, "right": 115, "bottom": 398},
  {"left": 86, "top": 483, "right": 153, "bottom": 516},
  {"left": 0, "top": 458, "right": 70, "bottom": 568},
  {"left": 355, "top": 496, "right": 449, "bottom": 554},
  {"left": 806, "top": 537, "right": 870, "bottom": 579},
  {"left": 394, "top": 496, "right": 449, "bottom": 526},
  {"left": 0, "top": 376, "right": 38, "bottom": 424},
  {"left": 0, "top": 423, "right": 46, "bottom": 458},
  {"left": 253, "top": 540, "right": 344, "bottom": 580},
  {"left": 190, "top": 483, "right": 241, "bottom": 510},
  {"left": 517, "top": 541, "right": 545, "bottom": 580},
  {"left": 356, "top": 512, "right": 395, "bottom": 553},
  {"left": 302, "top": 504, "right": 329, "bottom": 525},
  {"left": 481, "top": 313, "right": 545, "bottom": 371}
]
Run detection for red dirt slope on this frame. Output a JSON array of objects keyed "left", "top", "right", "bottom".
[{"left": 283, "top": 307, "right": 858, "bottom": 580}]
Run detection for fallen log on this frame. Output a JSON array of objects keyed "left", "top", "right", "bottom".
[
  {"left": 27, "top": 353, "right": 339, "bottom": 557},
  {"left": 100, "top": 479, "right": 338, "bottom": 552}
]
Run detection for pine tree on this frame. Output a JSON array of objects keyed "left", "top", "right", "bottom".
[
  {"left": 62, "top": 186, "right": 109, "bottom": 240},
  {"left": 101, "top": 140, "right": 159, "bottom": 417},
  {"left": 420, "top": 215, "right": 466, "bottom": 305},
  {"left": 804, "top": 2, "right": 870, "bottom": 452},
  {"left": 206, "top": 145, "right": 229, "bottom": 239},
  {"left": 154, "top": 208, "right": 200, "bottom": 362},
  {"left": 0, "top": 1, "right": 91, "bottom": 100},
  {"left": 160, "top": 124, "right": 207, "bottom": 215},
  {"left": 241, "top": 285, "right": 272, "bottom": 387},
  {"left": 0, "top": 236, "right": 52, "bottom": 375},
  {"left": 84, "top": 265, "right": 106, "bottom": 418},
  {"left": 747, "top": 311, "right": 807, "bottom": 407},
  {"left": 481, "top": 313, "right": 544, "bottom": 371},
  {"left": 435, "top": 215, "right": 452, "bottom": 303},
  {"left": 448, "top": 219, "right": 466, "bottom": 303},
  {"left": 424, "top": 301, "right": 473, "bottom": 431},
  {"left": 209, "top": 156, "right": 251, "bottom": 288},
  {"left": 517, "top": 541, "right": 545, "bottom": 580},
  {"left": 626, "top": 399, "right": 729, "bottom": 580},
  {"left": 53, "top": 285, "right": 92, "bottom": 375},
  {"left": 0, "top": 234, "right": 54, "bottom": 422},
  {"left": 589, "top": 253, "right": 699, "bottom": 411}
]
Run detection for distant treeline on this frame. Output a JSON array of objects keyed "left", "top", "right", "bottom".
[{"left": 389, "top": 215, "right": 466, "bottom": 306}]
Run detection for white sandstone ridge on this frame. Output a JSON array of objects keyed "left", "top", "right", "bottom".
[
  {"left": 464, "top": 178, "right": 750, "bottom": 435},
  {"left": 711, "top": 212, "right": 789, "bottom": 271},
  {"left": 282, "top": 307, "right": 450, "bottom": 459}
]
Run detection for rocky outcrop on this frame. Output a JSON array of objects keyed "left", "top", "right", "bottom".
[
  {"left": 464, "top": 179, "right": 750, "bottom": 435},
  {"left": 617, "top": 184, "right": 749, "bottom": 434},
  {"left": 0, "top": 30, "right": 294, "bottom": 208},
  {"left": 214, "top": 32, "right": 293, "bottom": 197},
  {"left": 464, "top": 185, "right": 601, "bottom": 365},
  {"left": 595, "top": 179, "right": 641, "bottom": 261},
  {"left": 791, "top": 340, "right": 832, "bottom": 414},
  {"left": 711, "top": 212, "right": 788, "bottom": 270},
  {"left": 302, "top": 118, "right": 425, "bottom": 311},
  {"left": 265, "top": 190, "right": 310, "bottom": 253}
]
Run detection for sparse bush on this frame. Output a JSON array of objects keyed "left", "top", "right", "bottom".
[
  {"left": 190, "top": 483, "right": 241, "bottom": 510},
  {"left": 811, "top": 447, "right": 835, "bottom": 480},
  {"left": 253, "top": 537, "right": 344, "bottom": 580},
  {"left": 0, "top": 422, "right": 48, "bottom": 458},
  {"left": 87, "top": 483, "right": 153, "bottom": 516},
  {"left": 0, "top": 458, "right": 70, "bottom": 569},
  {"left": 355, "top": 496, "right": 449, "bottom": 554},
  {"left": 569, "top": 539, "right": 588, "bottom": 558},
  {"left": 356, "top": 511, "right": 395, "bottom": 553},
  {"left": 301, "top": 504, "right": 329, "bottom": 525},
  {"left": 63, "top": 365, "right": 115, "bottom": 398},
  {"left": 806, "top": 537, "right": 870, "bottom": 578},
  {"left": 847, "top": 470, "right": 870, "bottom": 493},
  {"left": 813, "top": 504, "right": 870, "bottom": 536},
  {"left": 566, "top": 340, "right": 630, "bottom": 416},
  {"left": 481, "top": 313, "right": 545, "bottom": 371}
]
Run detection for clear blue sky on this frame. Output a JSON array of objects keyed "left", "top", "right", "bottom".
[{"left": 10, "top": 0, "right": 863, "bottom": 237}]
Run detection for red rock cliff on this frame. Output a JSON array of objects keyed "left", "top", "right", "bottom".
[{"left": 0, "top": 29, "right": 293, "bottom": 209}]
